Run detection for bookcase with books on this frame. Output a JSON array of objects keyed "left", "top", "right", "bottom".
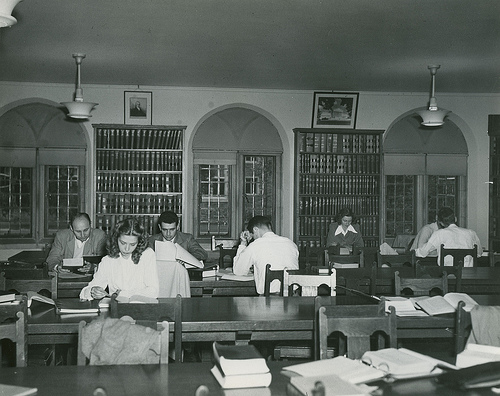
[
  {"left": 293, "top": 128, "right": 383, "bottom": 260},
  {"left": 94, "top": 124, "right": 186, "bottom": 236},
  {"left": 489, "top": 115, "right": 500, "bottom": 265}
]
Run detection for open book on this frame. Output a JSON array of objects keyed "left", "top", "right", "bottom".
[
  {"left": 383, "top": 297, "right": 428, "bottom": 317},
  {"left": 361, "top": 348, "right": 456, "bottom": 379},
  {"left": 415, "top": 293, "right": 478, "bottom": 316},
  {"left": 288, "top": 374, "right": 370, "bottom": 396},
  {"left": 27, "top": 291, "right": 99, "bottom": 314},
  {"left": 155, "top": 240, "right": 203, "bottom": 269},
  {"left": 115, "top": 294, "right": 158, "bottom": 304},
  {"left": 281, "top": 356, "right": 385, "bottom": 384}
]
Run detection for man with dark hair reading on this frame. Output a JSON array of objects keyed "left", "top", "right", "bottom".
[
  {"left": 415, "top": 207, "right": 482, "bottom": 267},
  {"left": 45, "top": 212, "right": 107, "bottom": 271},
  {"left": 148, "top": 210, "right": 208, "bottom": 261},
  {"left": 233, "top": 215, "right": 299, "bottom": 295}
]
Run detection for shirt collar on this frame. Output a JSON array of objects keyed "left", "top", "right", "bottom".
[{"left": 334, "top": 224, "right": 357, "bottom": 236}]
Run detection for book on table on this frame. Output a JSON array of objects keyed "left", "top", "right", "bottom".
[
  {"left": 455, "top": 343, "right": 500, "bottom": 368},
  {"left": 211, "top": 342, "right": 271, "bottom": 389},
  {"left": 155, "top": 240, "right": 204, "bottom": 269},
  {"left": 287, "top": 374, "right": 373, "bottom": 396},
  {"left": 415, "top": 292, "right": 478, "bottom": 316},
  {"left": 187, "top": 262, "right": 219, "bottom": 281},
  {"left": 361, "top": 347, "right": 457, "bottom": 379},
  {"left": 27, "top": 291, "right": 99, "bottom": 314},
  {"left": 0, "top": 291, "right": 16, "bottom": 304}
]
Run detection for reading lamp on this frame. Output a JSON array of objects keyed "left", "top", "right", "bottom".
[
  {"left": 0, "top": 0, "right": 22, "bottom": 28},
  {"left": 61, "top": 53, "right": 98, "bottom": 119},
  {"left": 416, "top": 65, "right": 450, "bottom": 127}
]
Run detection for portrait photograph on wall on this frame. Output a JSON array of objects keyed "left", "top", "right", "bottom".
[
  {"left": 124, "top": 91, "right": 152, "bottom": 125},
  {"left": 311, "top": 92, "right": 359, "bottom": 129}
]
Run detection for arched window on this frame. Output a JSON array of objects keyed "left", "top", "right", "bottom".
[
  {"left": 383, "top": 113, "right": 468, "bottom": 241},
  {"left": 192, "top": 107, "right": 283, "bottom": 241},
  {"left": 0, "top": 102, "right": 88, "bottom": 246}
]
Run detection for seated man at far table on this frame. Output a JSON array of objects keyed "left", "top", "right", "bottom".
[
  {"left": 415, "top": 207, "right": 482, "bottom": 267},
  {"left": 45, "top": 212, "right": 107, "bottom": 271},
  {"left": 148, "top": 210, "right": 208, "bottom": 262},
  {"left": 233, "top": 215, "right": 299, "bottom": 295}
]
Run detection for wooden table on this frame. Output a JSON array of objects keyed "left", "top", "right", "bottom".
[{"left": 0, "top": 362, "right": 497, "bottom": 395}]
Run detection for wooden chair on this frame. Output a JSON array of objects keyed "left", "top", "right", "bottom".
[
  {"left": 77, "top": 317, "right": 170, "bottom": 365},
  {"left": 335, "top": 266, "right": 376, "bottom": 296},
  {"left": 211, "top": 237, "right": 239, "bottom": 269},
  {"left": 212, "top": 287, "right": 258, "bottom": 296},
  {"left": 283, "top": 270, "right": 336, "bottom": 297},
  {"left": 109, "top": 294, "right": 182, "bottom": 363},
  {"left": 318, "top": 304, "right": 397, "bottom": 359},
  {"left": 376, "top": 250, "right": 416, "bottom": 269},
  {"left": 301, "top": 245, "right": 326, "bottom": 273},
  {"left": 0, "top": 311, "right": 27, "bottom": 367},
  {"left": 0, "top": 271, "right": 55, "bottom": 298},
  {"left": 440, "top": 244, "right": 478, "bottom": 267},
  {"left": 394, "top": 270, "right": 448, "bottom": 296},
  {"left": 263, "top": 264, "right": 284, "bottom": 296},
  {"left": 416, "top": 262, "right": 463, "bottom": 292},
  {"left": 455, "top": 301, "right": 472, "bottom": 355}
]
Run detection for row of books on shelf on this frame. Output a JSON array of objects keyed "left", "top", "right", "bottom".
[
  {"left": 96, "top": 172, "right": 182, "bottom": 193},
  {"left": 299, "top": 216, "right": 379, "bottom": 239},
  {"left": 299, "top": 132, "right": 380, "bottom": 154},
  {"left": 95, "top": 127, "right": 183, "bottom": 150},
  {"left": 96, "top": 193, "right": 182, "bottom": 216},
  {"left": 96, "top": 214, "right": 182, "bottom": 235},
  {"left": 298, "top": 196, "right": 379, "bottom": 217},
  {"left": 96, "top": 150, "right": 182, "bottom": 172},
  {"left": 299, "top": 175, "right": 379, "bottom": 196},
  {"left": 300, "top": 153, "right": 380, "bottom": 174}
]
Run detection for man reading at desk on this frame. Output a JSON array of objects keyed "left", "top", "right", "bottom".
[
  {"left": 415, "top": 207, "right": 482, "bottom": 267},
  {"left": 148, "top": 210, "right": 208, "bottom": 261},
  {"left": 233, "top": 215, "right": 299, "bottom": 295},
  {"left": 45, "top": 212, "right": 107, "bottom": 271}
]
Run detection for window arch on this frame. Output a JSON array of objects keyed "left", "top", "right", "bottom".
[
  {"left": 0, "top": 101, "right": 88, "bottom": 245},
  {"left": 383, "top": 112, "right": 468, "bottom": 240},
  {"left": 191, "top": 106, "right": 283, "bottom": 241}
]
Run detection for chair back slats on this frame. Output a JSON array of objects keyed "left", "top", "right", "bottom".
[
  {"left": 283, "top": 270, "right": 336, "bottom": 297},
  {"left": 0, "top": 310, "right": 26, "bottom": 367},
  {"left": 394, "top": 270, "right": 448, "bottom": 296},
  {"left": 318, "top": 304, "right": 397, "bottom": 360},
  {"left": 263, "top": 264, "right": 284, "bottom": 296},
  {"left": 377, "top": 250, "right": 416, "bottom": 268},
  {"left": 440, "top": 244, "right": 477, "bottom": 267}
]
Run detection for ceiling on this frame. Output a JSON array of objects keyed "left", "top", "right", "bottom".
[{"left": 1, "top": 0, "right": 499, "bottom": 93}]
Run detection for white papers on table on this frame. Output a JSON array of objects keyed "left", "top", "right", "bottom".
[
  {"left": 62, "top": 257, "right": 84, "bottom": 267},
  {"left": 456, "top": 344, "right": 500, "bottom": 368}
]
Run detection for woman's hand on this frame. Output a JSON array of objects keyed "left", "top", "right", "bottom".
[{"left": 90, "top": 286, "right": 109, "bottom": 300}]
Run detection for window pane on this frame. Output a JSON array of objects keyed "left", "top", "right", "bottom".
[
  {"left": 427, "top": 175, "right": 458, "bottom": 223},
  {"left": 45, "top": 166, "right": 82, "bottom": 237},
  {"left": 0, "top": 167, "right": 33, "bottom": 238},
  {"left": 243, "top": 156, "right": 276, "bottom": 229},
  {"left": 385, "top": 175, "right": 416, "bottom": 237},
  {"left": 198, "top": 164, "right": 231, "bottom": 237}
]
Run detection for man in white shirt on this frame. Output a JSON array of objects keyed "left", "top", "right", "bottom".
[
  {"left": 411, "top": 221, "right": 439, "bottom": 256},
  {"left": 233, "top": 215, "right": 299, "bottom": 294},
  {"left": 415, "top": 207, "right": 482, "bottom": 267}
]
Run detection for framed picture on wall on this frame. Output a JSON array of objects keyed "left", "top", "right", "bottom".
[
  {"left": 124, "top": 91, "right": 152, "bottom": 125},
  {"left": 311, "top": 92, "right": 359, "bottom": 129}
]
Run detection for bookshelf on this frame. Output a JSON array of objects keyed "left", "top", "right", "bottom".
[
  {"left": 94, "top": 124, "right": 186, "bottom": 236},
  {"left": 293, "top": 128, "right": 383, "bottom": 258},
  {"left": 488, "top": 115, "right": 500, "bottom": 265}
]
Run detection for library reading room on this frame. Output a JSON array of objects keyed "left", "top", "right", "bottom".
[{"left": 1, "top": 1, "right": 500, "bottom": 395}]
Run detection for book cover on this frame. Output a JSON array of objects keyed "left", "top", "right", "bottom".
[
  {"left": 27, "top": 291, "right": 55, "bottom": 308},
  {"left": 0, "top": 291, "right": 16, "bottom": 304},
  {"left": 55, "top": 299, "right": 99, "bottom": 314},
  {"left": 211, "top": 365, "right": 271, "bottom": 389},
  {"left": 213, "top": 342, "right": 269, "bottom": 377},
  {"left": 155, "top": 240, "right": 204, "bottom": 269},
  {"left": 0, "top": 384, "right": 37, "bottom": 396}
]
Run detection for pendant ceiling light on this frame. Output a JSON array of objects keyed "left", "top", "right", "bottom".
[
  {"left": 0, "top": 0, "right": 22, "bottom": 28},
  {"left": 61, "top": 53, "right": 98, "bottom": 119},
  {"left": 416, "top": 65, "right": 450, "bottom": 127}
]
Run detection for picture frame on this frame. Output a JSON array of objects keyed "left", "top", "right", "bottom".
[
  {"left": 311, "top": 92, "right": 359, "bottom": 129},
  {"left": 124, "top": 91, "right": 152, "bottom": 125}
]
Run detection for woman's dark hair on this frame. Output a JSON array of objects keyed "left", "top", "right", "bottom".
[
  {"left": 335, "top": 207, "right": 355, "bottom": 224},
  {"left": 107, "top": 218, "right": 148, "bottom": 264}
]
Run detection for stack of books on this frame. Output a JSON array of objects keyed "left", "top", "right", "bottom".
[{"left": 211, "top": 342, "right": 271, "bottom": 389}]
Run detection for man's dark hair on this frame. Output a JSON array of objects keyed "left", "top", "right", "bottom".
[
  {"left": 437, "top": 207, "right": 455, "bottom": 228},
  {"left": 71, "top": 212, "right": 91, "bottom": 226},
  {"left": 247, "top": 215, "right": 272, "bottom": 233},
  {"left": 158, "top": 211, "right": 179, "bottom": 226}
]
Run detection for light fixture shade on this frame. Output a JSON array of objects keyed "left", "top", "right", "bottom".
[
  {"left": 0, "top": 0, "right": 22, "bottom": 28},
  {"left": 61, "top": 101, "right": 98, "bottom": 119},
  {"left": 61, "top": 53, "right": 98, "bottom": 120},
  {"left": 416, "top": 108, "right": 451, "bottom": 127},
  {"left": 417, "top": 64, "right": 450, "bottom": 127}
]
